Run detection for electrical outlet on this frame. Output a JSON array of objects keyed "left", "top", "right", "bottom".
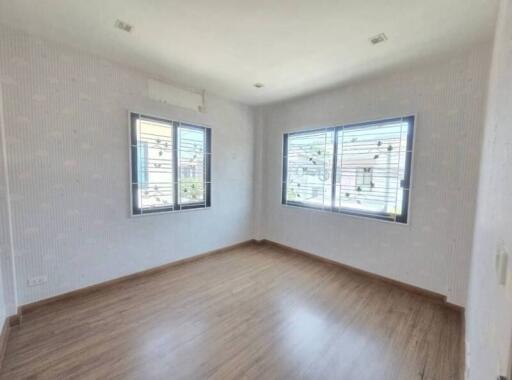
[{"left": 27, "top": 275, "right": 47, "bottom": 287}]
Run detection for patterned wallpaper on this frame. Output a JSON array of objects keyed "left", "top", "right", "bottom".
[
  {"left": 0, "top": 82, "right": 17, "bottom": 317},
  {"left": 467, "top": 0, "right": 512, "bottom": 377},
  {"left": 0, "top": 22, "right": 496, "bottom": 310},
  {"left": 256, "top": 44, "right": 492, "bottom": 306},
  {"left": 0, "top": 25, "right": 256, "bottom": 305}
]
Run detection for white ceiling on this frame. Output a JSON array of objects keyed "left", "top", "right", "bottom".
[{"left": 0, "top": 0, "right": 499, "bottom": 105}]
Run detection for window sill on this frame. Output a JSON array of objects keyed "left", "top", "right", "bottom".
[
  {"left": 281, "top": 202, "right": 410, "bottom": 226},
  {"left": 131, "top": 205, "right": 211, "bottom": 217}
]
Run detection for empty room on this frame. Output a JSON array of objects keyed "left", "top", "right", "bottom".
[{"left": 0, "top": 0, "right": 511, "bottom": 379}]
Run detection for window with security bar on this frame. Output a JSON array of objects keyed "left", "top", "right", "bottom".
[
  {"left": 282, "top": 116, "right": 414, "bottom": 223},
  {"left": 130, "top": 113, "right": 211, "bottom": 215}
]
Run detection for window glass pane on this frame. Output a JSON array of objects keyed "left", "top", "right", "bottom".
[
  {"left": 335, "top": 120, "right": 409, "bottom": 217},
  {"left": 136, "top": 118, "right": 174, "bottom": 210},
  {"left": 137, "top": 141, "right": 149, "bottom": 187},
  {"left": 131, "top": 114, "right": 211, "bottom": 214},
  {"left": 285, "top": 129, "right": 334, "bottom": 208},
  {"left": 282, "top": 117, "right": 413, "bottom": 223},
  {"left": 178, "top": 126, "right": 205, "bottom": 204}
]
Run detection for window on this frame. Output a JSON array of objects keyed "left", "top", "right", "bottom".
[
  {"left": 282, "top": 116, "right": 414, "bottom": 223},
  {"left": 130, "top": 113, "right": 211, "bottom": 215}
]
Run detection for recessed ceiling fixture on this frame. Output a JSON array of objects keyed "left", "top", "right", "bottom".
[
  {"left": 254, "top": 83, "right": 264, "bottom": 88},
  {"left": 114, "top": 19, "right": 133, "bottom": 33},
  {"left": 369, "top": 33, "right": 388, "bottom": 45}
]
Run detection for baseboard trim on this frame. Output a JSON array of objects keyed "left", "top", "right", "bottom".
[
  {"left": 8, "top": 315, "right": 20, "bottom": 327},
  {"left": 4, "top": 237, "right": 465, "bottom": 375},
  {"left": 0, "top": 316, "right": 11, "bottom": 370},
  {"left": 256, "top": 239, "right": 464, "bottom": 312},
  {"left": 18, "top": 239, "right": 257, "bottom": 318},
  {"left": 460, "top": 309, "right": 466, "bottom": 380},
  {"left": 16, "top": 238, "right": 463, "bottom": 322}
]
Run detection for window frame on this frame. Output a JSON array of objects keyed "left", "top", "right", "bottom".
[
  {"left": 282, "top": 116, "right": 415, "bottom": 224},
  {"left": 130, "top": 112, "right": 211, "bottom": 216}
]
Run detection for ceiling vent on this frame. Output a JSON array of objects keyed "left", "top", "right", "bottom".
[
  {"left": 369, "top": 33, "right": 388, "bottom": 45},
  {"left": 114, "top": 19, "right": 133, "bottom": 33}
]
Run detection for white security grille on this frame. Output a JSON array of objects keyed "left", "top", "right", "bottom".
[
  {"left": 130, "top": 113, "right": 211, "bottom": 215},
  {"left": 283, "top": 116, "right": 414, "bottom": 223}
]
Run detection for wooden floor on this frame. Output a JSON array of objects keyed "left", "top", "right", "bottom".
[{"left": 0, "top": 242, "right": 462, "bottom": 380}]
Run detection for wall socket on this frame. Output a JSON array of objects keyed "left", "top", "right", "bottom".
[{"left": 27, "top": 275, "right": 47, "bottom": 287}]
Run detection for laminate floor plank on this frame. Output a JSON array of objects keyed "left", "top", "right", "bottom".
[{"left": 0, "top": 243, "right": 462, "bottom": 380}]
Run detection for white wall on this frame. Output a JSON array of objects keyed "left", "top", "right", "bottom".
[
  {"left": 0, "top": 82, "right": 8, "bottom": 321},
  {"left": 0, "top": 17, "right": 498, "bottom": 317},
  {"left": 0, "top": 25, "right": 256, "bottom": 305},
  {"left": 466, "top": 0, "right": 512, "bottom": 378},
  {"left": 256, "top": 45, "right": 492, "bottom": 306},
  {"left": 0, "top": 80, "right": 17, "bottom": 319}
]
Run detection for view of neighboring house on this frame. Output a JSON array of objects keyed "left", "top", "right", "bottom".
[
  {"left": 286, "top": 119, "right": 409, "bottom": 217},
  {"left": 135, "top": 118, "right": 206, "bottom": 210}
]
